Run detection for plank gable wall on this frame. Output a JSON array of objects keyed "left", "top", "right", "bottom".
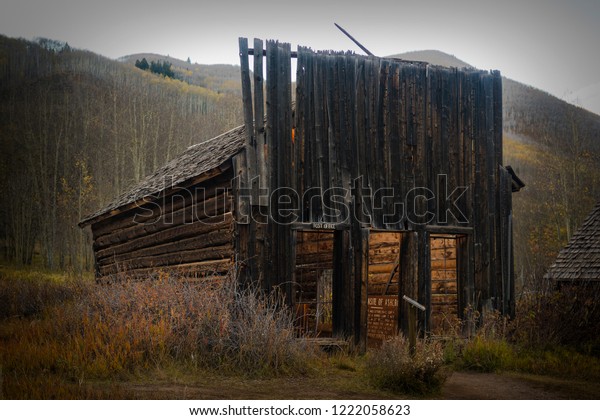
[{"left": 236, "top": 39, "right": 512, "bottom": 344}]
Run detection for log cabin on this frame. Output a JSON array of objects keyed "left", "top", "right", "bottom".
[{"left": 80, "top": 38, "right": 524, "bottom": 350}]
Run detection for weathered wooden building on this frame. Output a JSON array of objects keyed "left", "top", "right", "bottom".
[
  {"left": 80, "top": 38, "right": 523, "bottom": 350},
  {"left": 545, "top": 200, "right": 600, "bottom": 285}
]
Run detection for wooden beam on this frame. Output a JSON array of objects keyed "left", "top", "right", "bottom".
[{"left": 425, "top": 225, "right": 473, "bottom": 235}]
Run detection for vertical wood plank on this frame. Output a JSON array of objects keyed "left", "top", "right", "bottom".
[
  {"left": 333, "top": 229, "right": 353, "bottom": 338},
  {"left": 239, "top": 38, "right": 256, "bottom": 180},
  {"left": 253, "top": 38, "right": 266, "bottom": 199},
  {"left": 417, "top": 230, "right": 431, "bottom": 332}
]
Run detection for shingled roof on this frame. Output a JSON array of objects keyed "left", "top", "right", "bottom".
[
  {"left": 545, "top": 200, "right": 600, "bottom": 282},
  {"left": 79, "top": 124, "right": 245, "bottom": 227}
]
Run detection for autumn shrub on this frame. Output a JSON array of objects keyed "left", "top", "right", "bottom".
[
  {"left": 0, "top": 269, "right": 88, "bottom": 319},
  {"left": 365, "top": 335, "right": 446, "bottom": 395},
  {"left": 461, "top": 336, "right": 515, "bottom": 372},
  {"left": 226, "top": 285, "right": 315, "bottom": 376},
  {"left": 0, "top": 267, "right": 316, "bottom": 398},
  {"left": 511, "top": 281, "right": 600, "bottom": 352}
]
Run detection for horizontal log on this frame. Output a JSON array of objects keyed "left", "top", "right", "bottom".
[
  {"left": 431, "top": 259, "right": 457, "bottom": 270},
  {"left": 96, "top": 259, "right": 233, "bottom": 284},
  {"left": 296, "top": 241, "right": 335, "bottom": 255},
  {"left": 368, "top": 284, "right": 399, "bottom": 295},
  {"left": 431, "top": 237, "right": 457, "bottom": 247},
  {"left": 96, "top": 213, "right": 233, "bottom": 260},
  {"left": 94, "top": 193, "right": 230, "bottom": 249},
  {"left": 431, "top": 249, "right": 453, "bottom": 257},
  {"left": 431, "top": 269, "right": 457, "bottom": 281},
  {"left": 431, "top": 281, "right": 458, "bottom": 294},
  {"left": 296, "top": 231, "right": 335, "bottom": 243},
  {"left": 99, "top": 244, "right": 234, "bottom": 276},
  {"left": 369, "top": 239, "right": 400, "bottom": 249},
  {"left": 296, "top": 252, "right": 334, "bottom": 266},
  {"left": 98, "top": 228, "right": 232, "bottom": 265},
  {"left": 369, "top": 263, "right": 397, "bottom": 274},
  {"left": 369, "top": 252, "right": 399, "bottom": 265},
  {"left": 370, "top": 232, "right": 401, "bottom": 243},
  {"left": 92, "top": 173, "right": 232, "bottom": 237},
  {"left": 431, "top": 294, "right": 458, "bottom": 305}
]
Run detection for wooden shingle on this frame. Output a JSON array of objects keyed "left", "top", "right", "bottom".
[{"left": 545, "top": 201, "right": 600, "bottom": 282}]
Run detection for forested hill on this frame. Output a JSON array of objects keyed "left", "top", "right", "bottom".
[
  {"left": 120, "top": 53, "right": 241, "bottom": 94},
  {"left": 0, "top": 35, "right": 243, "bottom": 269}
]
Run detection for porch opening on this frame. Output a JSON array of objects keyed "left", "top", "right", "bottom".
[
  {"left": 367, "top": 231, "right": 402, "bottom": 343},
  {"left": 430, "top": 234, "right": 460, "bottom": 335},
  {"left": 294, "top": 230, "right": 334, "bottom": 337}
]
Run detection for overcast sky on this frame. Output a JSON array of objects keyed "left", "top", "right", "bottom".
[{"left": 2, "top": 0, "right": 599, "bottom": 105}]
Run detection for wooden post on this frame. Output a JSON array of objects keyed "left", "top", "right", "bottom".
[
  {"left": 403, "top": 295, "right": 425, "bottom": 357},
  {"left": 353, "top": 227, "right": 369, "bottom": 353},
  {"left": 333, "top": 229, "right": 353, "bottom": 338},
  {"left": 408, "top": 306, "right": 416, "bottom": 356},
  {"left": 238, "top": 38, "right": 257, "bottom": 286},
  {"left": 399, "top": 232, "right": 418, "bottom": 335}
]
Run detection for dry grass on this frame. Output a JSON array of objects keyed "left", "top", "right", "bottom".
[
  {"left": 449, "top": 290, "right": 600, "bottom": 382},
  {"left": 365, "top": 335, "right": 447, "bottom": 395},
  {"left": 0, "top": 267, "right": 317, "bottom": 398},
  {"left": 511, "top": 282, "right": 600, "bottom": 353}
]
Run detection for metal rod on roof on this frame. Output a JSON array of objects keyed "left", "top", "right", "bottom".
[{"left": 334, "top": 23, "right": 375, "bottom": 56}]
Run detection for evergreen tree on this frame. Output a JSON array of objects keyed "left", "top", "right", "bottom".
[{"left": 135, "top": 57, "right": 149, "bottom": 71}]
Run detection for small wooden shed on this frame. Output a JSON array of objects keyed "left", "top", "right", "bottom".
[
  {"left": 545, "top": 201, "right": 600, "bottom": 285},
  {"left": 81, "top": 38, "right": 523, "bottom": 350}
]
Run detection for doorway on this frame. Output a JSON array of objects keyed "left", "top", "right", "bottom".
[
  {"left": 429, "top": 234, "right": 460, "bottom": 334},
  {"left": 294, "top": 230, "right": 334, "bottom": 337},
  {"left": 367, "top": 231, "right": 402, "bottom": 342}
]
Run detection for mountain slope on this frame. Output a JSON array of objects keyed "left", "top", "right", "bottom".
[
  {"left": 387, "top": 50, "right": 473, "bottom": 69},
  {"left": 120, "top": 53, "right": 241, "bottom": 94},
  {"left": 0, "top": 35, "right": 242, "bottom": 269}
]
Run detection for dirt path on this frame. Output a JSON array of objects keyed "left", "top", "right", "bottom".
[
  {"left": 114, "top": 370, "right": 600, "bottom": 400},
  {"left": 442, "top": 372, "right": 561, "bottom": 399}
]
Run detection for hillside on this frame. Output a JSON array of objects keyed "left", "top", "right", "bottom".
[
  {"left": 387, "top": 50, "right": 473, "bottom": 69},
  {"left": 0, "top": 35, "right": 243, "bottom": 269},
  {"left": 392, "top": 49, "right": 600, "bottom": 286},
  {"left": 120, "top": 53, "right": 241, "bottom": 94}
]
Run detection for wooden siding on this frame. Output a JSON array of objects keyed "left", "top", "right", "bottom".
[
  {"left": 237, "top": 38, "right": 513, "bottom": 343},
  {"left": 91, "top": 169, "right": 235, "bottom": 283}
]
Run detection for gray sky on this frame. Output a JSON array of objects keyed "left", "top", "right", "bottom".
[{"left": 2, "top": 0, "right": 599, "bottom": 106}]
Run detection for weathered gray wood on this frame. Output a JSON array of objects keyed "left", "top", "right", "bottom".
[
  {"left": 95, "top": 213, "right": 233, "bottom": 260},
  {"left": 97, "top": 260, "right": 232, "bottom": 284},
  {"left": 333, "top": 229, "right": 353, "bottom": 338},
  {"left": 97, "top": 228, "right": 232, "bottom": 266},
  {"left": 235, "top": 41, "right": 511, "bottom": 339},
  {"left": 398, "top": 232, "right": 417, "bottom": 334},
  {"left": 239, "top": 37, "right": 256, "bottom": 181},
  {"left": 92, "top": 170, "right": 232, "bottom": 239},
  {"left": 99, "top": 243, "right": 234, "bottom": 276},
  {"left": 253, "top": 38, "right": 267, "bottom": 193},
  {"left": 93, "top": 191, "right": 231, "bottom": 249}
]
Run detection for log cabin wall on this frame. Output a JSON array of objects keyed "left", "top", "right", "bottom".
[
  {"left": 90, "top": 168, "right": 235, "bottom": 283},
  {"left": 235, "top": 38, "right": 514, "bottom": 348}
]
